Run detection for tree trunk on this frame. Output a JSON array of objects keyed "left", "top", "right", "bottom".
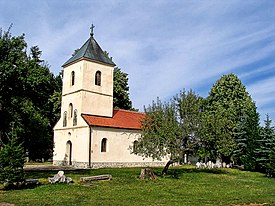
[
  {"left": 221, "top": 155, "right": 231, "bottom": 164},
  {"left": 162, "top": 159, "right": 175, "bottom": 175},
  {"left": 139, "top": 168, "right": 156, "bottom": 180}
]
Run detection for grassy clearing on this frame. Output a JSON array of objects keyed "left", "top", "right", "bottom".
[{"left": 0, "top": 166, "right": 275, "bottom": 206}]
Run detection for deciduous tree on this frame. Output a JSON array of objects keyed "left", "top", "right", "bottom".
[
  {"left": 135, "top": 89, "right": 203, "bottom": 174},
  {"left": 200, "top": 105, "right": 235, "bottom": 161},
  {"left": 0, "top": 27, "right": 61, "bottom": 160},
  {"left": 205, "top": 74, "right": 260, "bottom": 164},
  {"left": 113, "top": 67, "right": 133, "bottom": 110},
  {"left": 174, "top": 89, "right": 204, "bottom": 161}
]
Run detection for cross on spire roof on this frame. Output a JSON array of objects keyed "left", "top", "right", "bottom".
[
  {"left": 90, "top": 24, "right": 95, "bottom": 37},
  {"left": 62, "top": 25, "right": 116, "bottom": 67}
]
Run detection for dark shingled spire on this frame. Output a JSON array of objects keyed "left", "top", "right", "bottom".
[{"left": 62, "top": 27, "right": 115, "bottom": 67}]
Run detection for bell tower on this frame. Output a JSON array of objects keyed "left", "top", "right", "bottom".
[{"left": 61, "top": 26, "right": 115, "bottom": 120}]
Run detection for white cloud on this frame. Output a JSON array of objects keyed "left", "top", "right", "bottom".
[{"left": 1, "top": 0, "right": 275, "bottom": 122}]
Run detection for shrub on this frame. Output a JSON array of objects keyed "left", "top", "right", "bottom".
[{"left": 0, "top": 131, "right": 26, "bottom": 188}]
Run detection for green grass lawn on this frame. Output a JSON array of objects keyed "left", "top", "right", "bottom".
[{"left": 1, "top": 166, "right": 275, "bottom": 206}]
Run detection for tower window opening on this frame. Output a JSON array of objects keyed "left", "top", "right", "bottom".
[
  {"left": 63, "top": 111, "right": 67, "bottom": 127},
  {"left": 95, "top": 71, "right": 101, "bottom": 86},
  {"left": 71, "top": 71, "right": 75, "bottom": 86},
  {"left": 69, "top": 103, "right": 73, "bottom": 118},
  {"left": 73, "top": 109, "right": 77, "bottom": 126}
]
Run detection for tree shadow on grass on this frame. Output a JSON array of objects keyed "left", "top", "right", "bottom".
[
  {"left": 155, "top": 167, "right": 229, "bottom": 179},
  {"left": 24, "top": 167, "right": 230, "bottom": 181}
]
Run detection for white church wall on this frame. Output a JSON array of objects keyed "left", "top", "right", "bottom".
[
  {"left": 60, "top": 92, "right": 86, "bottom": 128},
  {"left": 53, "top": 126, "right": 90, "bottom": 167},
  {"left": 80, "top": 60, "right": 113, "bottom": 117},
  {"left": 61, "top": 60, "right": 113, "bottom": 118},
  {"left": 82, "top": 61, "right": 113, "bottom": 96},
  {"left": 62, "top": 61, "right": 84, "bottom": 95},
  {"left": 81, "top": 91, "right": 113, "bottom": 117},
  {"left": 53, "top": 32, "right": 168, "bottom": 169},
  {"left": 90, "top": 127, "right": 168, "bottom": 168}
]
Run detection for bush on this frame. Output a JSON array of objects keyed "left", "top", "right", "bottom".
[{"left": 0, "top": 131, "right": 26, "bottom": 188}]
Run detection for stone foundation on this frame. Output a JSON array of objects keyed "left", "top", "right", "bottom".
[
  {"left": 53, "top": 160, "right": 167, "bottom": 169},
  {"left": 53, "top": 160, "right": 89, "bottom": 168}
]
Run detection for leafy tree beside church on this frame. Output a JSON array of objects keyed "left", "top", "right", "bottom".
[
  {"left": 135, "top": 89, "right": 203, "bottom": 174},
  {"left": 203, "top": 74, "right": 260, "bottom": 167},
  {"left": 0, "top": 27, "right": 61, "bottom": 160},
  {"left": 136, "top": 73, "right": 261, "bottom": 173},
  {"left": 0, "top": 27, "right": 134, "bottom": 161},
  {"left": 113, "top": 67, "right": 133, "bottom": 110}
]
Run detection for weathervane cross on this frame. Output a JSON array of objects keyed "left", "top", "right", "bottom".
[{"left": 90, "top": 24, "right": 95, "bottom": 37}]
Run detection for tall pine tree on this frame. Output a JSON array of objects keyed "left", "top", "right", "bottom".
[
  {"left": 256, "top": 114, "right": 275, "bottom": 176},
  {"left": 0, "top": 124, "right": 25, "bottom": 188}
]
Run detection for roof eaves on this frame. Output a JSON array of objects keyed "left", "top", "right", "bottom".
[
  {"left": 81, "top": 113, "right": 142, "bottom": 130},
  {"left": 89, "top": 124, "right": 141, "bottom": 130}
]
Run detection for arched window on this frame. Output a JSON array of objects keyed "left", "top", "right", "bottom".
[
  {"left": 63, "top": 111, "right": 67, "bottom": 127},
  {"left": 101, "top": 138, "right": 107, "bottom": 152},
  {"left": 71, "top": 71, "right": 75, "bottom": 86},
  {"left": 133, "top": 140, "right": 138, "bottom": 154},
  {"left": 69, "top": 103, "right": 73, "bottom": 118},
  {"left": 73, "top": 109, "right": 77, "bottom": 126},
  {"left": 95, "top": 71, "right": 101, "bottom": 86}
]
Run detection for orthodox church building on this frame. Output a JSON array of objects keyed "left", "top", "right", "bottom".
[{"left": 53, "top": 28, "right": 167, "bottom": 168}]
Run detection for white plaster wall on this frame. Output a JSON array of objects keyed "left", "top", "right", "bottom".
[
  {"left": 54, "top": 92, "right": 87, "bottom": 131},
  {"left": 82, "top": 61, "right": 113, "bottom": 96},
  {"left": 91, "top": 127, "right": 168, "bottom": 163},
  {"left": 54, "top": 58, "right": 115, "bottom": 165},
  {"left": 62, "top": 61, "right": 84, "bottom": 95},
  {"left": 53, "top": 126, "right": 90, "bottom": 164},
  {"left": 62, "top": 60, "right": 114, "bottom": 118},
  {"left": 81, "top": 91, "right": 113, "bottom": 117}
]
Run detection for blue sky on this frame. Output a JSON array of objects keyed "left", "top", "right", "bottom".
[{"left": 1, "top": 0, "right": 275, "bottom": 123}]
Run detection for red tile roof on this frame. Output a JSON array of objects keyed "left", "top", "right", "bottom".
[{"left": 82, "top": 109, "right": 145, "bottom": 130}]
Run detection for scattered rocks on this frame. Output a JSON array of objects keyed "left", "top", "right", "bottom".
[
  {"left": 80, "top": 174, "right": 112, "bottom": 182},
  {"left": 48, "top": 170, "right": 73, "bottom": 184},
  {"left": 24, "top": 179, "right": 40, "bottom": 187},
  {"left": 0, "top": 202, "right": 15, "bottom": 206},
  {"left": 3, "top": 179, "right": 40, "bottom": 189}
]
